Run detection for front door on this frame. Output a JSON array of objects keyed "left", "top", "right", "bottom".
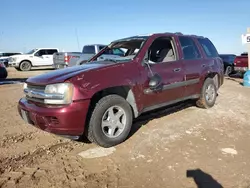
[
  {"left": 140, "top": 36, "right": 185, "bottom": 111},
  {"left": 33, "top": 50, "right": 47, "bottom": 66}
]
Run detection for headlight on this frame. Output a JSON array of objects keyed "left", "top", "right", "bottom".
[
  {"left": 12, "top": 57, "right": 17, "bottom": 61},
  {"left": 44, "top": 83, "right": 74, "bottom": 104}
]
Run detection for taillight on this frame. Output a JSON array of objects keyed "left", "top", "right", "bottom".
[
  {"left": 64, "top": 53, "right": 72, "bottom": 65},
  {"left": 233, "top": 58, "right": 237, "bottom": 65},
  {"left": 64, "top": 55, "right": 69, "bottom": 65}
]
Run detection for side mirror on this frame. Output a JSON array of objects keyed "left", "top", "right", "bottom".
[{"left": 149, "top": 74, "right": 162, "bottom": 91}]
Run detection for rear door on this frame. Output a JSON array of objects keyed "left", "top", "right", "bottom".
[
  {"left": 177, "top": 36, "right": 204, "bottom": 97},
  {"left": 196, "top": 37, "right": 222, "bottom": 86},
  {"left": 140, "top": 35, "right": 185, "bottom": 110}
]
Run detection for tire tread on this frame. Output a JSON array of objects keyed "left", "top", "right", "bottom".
[{"left": 86, "top": 94, "right": 132, "bottom": 148}]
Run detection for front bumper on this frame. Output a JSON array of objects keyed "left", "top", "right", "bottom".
[
  {"left": 8, "top": 62, "right": 20, "bottom": 68},
  {"left": 18, "top": 98, "right": 90, "bottom": 136},
  {"left": 234, "top": 67, "right": 248, "bottom": 72}
]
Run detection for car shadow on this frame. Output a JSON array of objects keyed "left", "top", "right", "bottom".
[
  {"left": 78, "top": 100, "right": 195, "bottom": 145},
  {"left": 187, "top": 169, "right": 223, "bottom": 188},
  {"left": 225, "top": 73, "right": 243, "bottom": 85},
  {"left": 128, "top": 100, "right": 195, "bottom": 139},
  {"left": 0, "top": 78, "right": 27, "bottom": 85}
]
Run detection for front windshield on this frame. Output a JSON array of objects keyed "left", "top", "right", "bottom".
[
  {"left": 26, "top": 49, "right": 37, "bottom": 54},
  {"left": 90, "top": 36, "right": 148, "bottom": 62}
]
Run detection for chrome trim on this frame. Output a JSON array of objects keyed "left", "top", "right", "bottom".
[
  {"left": 24, "top": 88, "right": 64, "bottom": 100},
  {"left": 144, "top": 78, "right": 200, "bottom": 94}
]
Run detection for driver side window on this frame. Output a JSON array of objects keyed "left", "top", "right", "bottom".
[
  {"left": 35, "top": 50, "right": 46, "bottom": 56},
  {"left": 147, "top": 37, "right": 177, "bottom": 63}
]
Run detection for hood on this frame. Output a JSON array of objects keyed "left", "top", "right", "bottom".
[
  {"left": 27, "top": 61, "right": 113, "bottom": 85},
  {"left": 10, "top": 54, "right": 27, "bottom": 58}
]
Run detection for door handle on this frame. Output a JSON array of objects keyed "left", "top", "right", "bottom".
[
  {"left": 173, "top": 68, "right": 181, "bottom": 72},
  {"left": 201, "top": 64, "right": 206, "bottom": 68}
]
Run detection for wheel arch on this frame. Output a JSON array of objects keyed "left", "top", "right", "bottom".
[
  {"left": 204, "top": 72, "right": 220, "bottom": 90},
  {"left": 88, "top": 85, "right": 139, "bottom": 118},
  {"left": 20, "top": 60, "right": 33, "bottom": 67}
]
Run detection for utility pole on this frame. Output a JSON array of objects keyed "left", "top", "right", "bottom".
[{"left": 242, "top": 27, "right": 250, "bottom": 87}]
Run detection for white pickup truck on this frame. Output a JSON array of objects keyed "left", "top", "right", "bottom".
[
  {"left": 53, "top": 44, "right": 125, "bottom": 69},
  {"left": 8, "top": 48, "right": 59, "bottom": 71}
]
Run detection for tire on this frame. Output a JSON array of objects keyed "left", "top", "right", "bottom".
[
  {"left": 86, "top": 94, "right": 133, "bottom": 148},
  {"left": 224, "top": 66, "right": 232, "bottom": 76},
  {"left": 4, "top": 62, "right": 8, "bottom": 67},
  {"left": 19, "top": 61, "right": 32, "bottom": 71},
  {"left": 15, "top": 67, "right": 21, "bottom": 71},
  {"left": 196, "top": 78, "right": 217, "bottom": 109}
]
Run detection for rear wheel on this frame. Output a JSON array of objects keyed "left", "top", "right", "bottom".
[
  {"left": 196, "top": 78, "right": 217, "bottom": 109},
  {"left": 19, "top": 61, "right": 31, "bottom": 71},
  {"left": 86, "top": 95, "right": 133, "bottom": 148},
  {"left": 225, "top": 66, "right": 233, "bottom": 76}
]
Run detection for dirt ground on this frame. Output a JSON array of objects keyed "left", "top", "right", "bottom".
[{"left": 0, "top": 67, "right": 250, "bottom": 188}]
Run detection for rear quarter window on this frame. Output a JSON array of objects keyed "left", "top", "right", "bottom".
[
  {"left": 197, "top": 38, "right": 219, "bottom": 58},
  {"left": 83, "top": 46, "right": 95, "bottom": 54},
  {"left": 178, "top": 36, "right": 201, "bottom": 60}
]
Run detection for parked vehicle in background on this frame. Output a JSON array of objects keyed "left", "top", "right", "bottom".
[
  {"left": 8, "top": 48, "right": 59, "bottom": 71},
  {"left": 18, "top": 32, "right": 224, "bottom": 148},
  {"left": 233, "top": 53, "right": 248, "bottom": 76},
  {"left": 53, "top": 44, "right": 125, "bottom": 69},
  {"left": 219, "top": 54, "right": 236, "bottom": 75},
  {"left": 0, "top": 62, "right": 8, "bottom": 79},
  {"left": 0, "top": 52, "right": 22, "bottom": 67}
]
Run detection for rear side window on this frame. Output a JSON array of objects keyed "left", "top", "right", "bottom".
[
  {"left": 46, "top": 49, "right": 58, "bottom": 55},
  {"left": 197, "top": 38, "right": 218, "bottom": 58},
  {"left": 178, "top": 36, "right": 201, "bottom": 60},
  {"left": 83, "top": 46, "right": 95, "bottom": 54}
]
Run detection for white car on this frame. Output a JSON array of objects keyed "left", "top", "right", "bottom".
[{"left": 8, "top": 48, "right": 59, "bottom": 71}]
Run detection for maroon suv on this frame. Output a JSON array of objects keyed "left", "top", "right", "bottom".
[{"left": 18, "top": 32, "right": 224, "bottom": 147}]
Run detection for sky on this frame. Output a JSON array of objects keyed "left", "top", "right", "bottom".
[{"left": 0, "top": 0, "right": 249, "bottom": 55}]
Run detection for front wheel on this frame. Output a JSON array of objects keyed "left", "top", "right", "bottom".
[
  {"left": 196, "top": 78, "right": 217, "bottom": 109},
  {"left": 19, "top": 61, "right": 31, "bottom": 71},
  {"left": 86, "top": 95, "right": 133, "bottom": 148}
]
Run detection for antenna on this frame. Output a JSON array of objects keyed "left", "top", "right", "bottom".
[{"left": 75, "top": 28, "right": 80, "bottom": 51}]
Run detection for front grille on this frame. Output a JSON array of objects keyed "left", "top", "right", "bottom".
[
  {"left": 26, "top": 96, "right": 44, "bottom": 103},
  {"left": 25, "top": 84, "right": 46, "bottom": 103},
  {"left": 27, "top": 84, "right": 45, "bottom": 91}
]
